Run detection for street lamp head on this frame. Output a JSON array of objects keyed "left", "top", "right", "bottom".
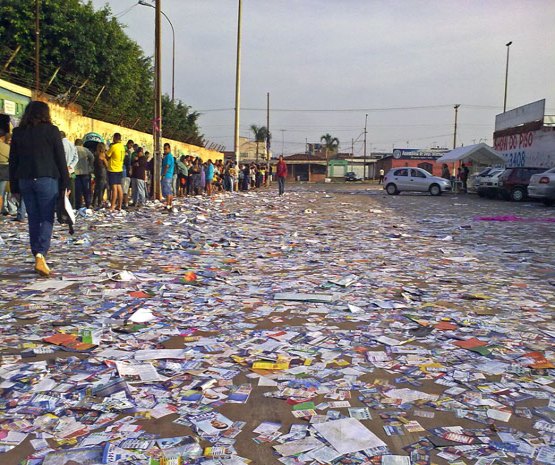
[{"left": 506, "top": 41, "right": 512, "bottom": 47}]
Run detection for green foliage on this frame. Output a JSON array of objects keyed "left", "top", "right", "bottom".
[
  {"left": 250, "top": 125, "right": 269, "bottom": 160},
  {"left": 0, "top": 0, "right": 203, "bottom": 145},
  {"left": 162, "top": 95, "right": 203, "bottom": 146},
  {"left": 250, "top": 124, "right": 268, "bottom": 143},
  {"left": 320, "top": 133, "right": 340, "bottom": 153}
]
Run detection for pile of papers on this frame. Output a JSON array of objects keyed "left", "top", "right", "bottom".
[{"left": 0, "top": 189, "right": 553, "bottom": 465}]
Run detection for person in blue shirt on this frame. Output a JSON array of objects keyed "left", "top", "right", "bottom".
[
  {"left": 205, "top": 159, "right": 215, "bottom": 196},
  {"left": 161, "top": 143, "right": 175, "bottom": 209}
]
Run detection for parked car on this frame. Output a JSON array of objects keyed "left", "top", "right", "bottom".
[
  {"left": 476, "top": 168, "right": 505, "bottom": 198},
  {"left": 527, "top": 167, "right": 555, "bottom": 206},
  {"left": 383, "top": 167, "right": 451, "bottom": 196},
  {"left": 497, "top": 167, "right": 547, "bottom": 201},
  {"left": 345, "top": 171, "right": 362, "bottom": 182}
]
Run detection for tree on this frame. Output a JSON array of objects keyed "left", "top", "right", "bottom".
[
  {"left": 250, "top": 125, "right": 268, "bottom": 162},
  {"left": 320, "top": 133, "right": 339, "bottom": 176},
  {"left": 162, "top": 95, "right": 203, "bottom": 146},
  {"left": 0, "top": 0, "right": 203, "bottom": 145}
]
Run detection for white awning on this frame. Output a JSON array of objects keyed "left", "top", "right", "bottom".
[{"left": 436, "top": 143, "right": 505, "bottom": 166}]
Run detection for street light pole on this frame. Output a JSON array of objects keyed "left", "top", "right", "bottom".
[
  {"left": 153, "top": 0, "right": 162, "bottom": 199},
  {"left": 139, "top": 0, "right": 175, "bottom": 103},
  {"left": 233, "top": 0, "right": 243, "bottom": 191},
  {"left": 363, "top": 113, "right": 368, "bottom": 179},
  {"left": 266, "top": 91, "right": 270, "bottom": 185},
  {"left": 35, "top": 0, "right": 40, "bottom": 96},
  {"left": 453, "top": 104, "right": 460, "bottom": 149},
  {"left": 503, "top": 41, "right": 512, "bottom": 113}
]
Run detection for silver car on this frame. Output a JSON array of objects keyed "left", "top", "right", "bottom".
[
  {"left": 528, "top": 167, "right": 555, "bottom": 206},
  {"left": 383, "top": 167, "right": 452, "bottom": 196}
]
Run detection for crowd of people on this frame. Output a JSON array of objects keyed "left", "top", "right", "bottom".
[
  {"left": 2, "top": 127, "right": 286, "bottom": 215},
  {"left": 1, "top": 101, "right": 290, "bottom": 276}
]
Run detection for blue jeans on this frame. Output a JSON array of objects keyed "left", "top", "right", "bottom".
[
  {"left": 19, "top": 177, "right": 58, "bottom": 256},
  {"left": 75, "top": 174, "right": 91, "bottom": 209},
  {"left": 17, "top": 197, "right": 26, "bottom": 220},
  {"left": 278, "top": 177, "right": 285, "bottom": 195},
  {"left": 131, "top": 178, "right": 146, "bottom": 205}
]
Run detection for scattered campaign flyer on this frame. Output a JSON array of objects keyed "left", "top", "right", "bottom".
[
  {"left": 190, "top": 412, "right": 234, "bottom": 435},
  {"left": 313, "top": 418, "right": 386, "bottom": 455}
]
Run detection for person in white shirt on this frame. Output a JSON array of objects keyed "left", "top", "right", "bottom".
[{"left": 60, "top": 131, "right": 78, "bottom": 174}]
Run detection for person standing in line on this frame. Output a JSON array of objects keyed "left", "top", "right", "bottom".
[
  {"left": 0, "top": 128, "right": 10, "bottom": 214},
  {"left": 205, "top": 159, "right": 214, "bottom": 196},
  {"left": 200, "top": 162, "right": 206, "bottom": 193},
  {"left": 61, "top": 131, "right": 78, "bottom": 172},
  {"left": 130, "top": 147, "right": 147, "bottom": 207},
  {"left": 8, "top": 101, "right": 70, "bottom": 276},
  {"left": 276, "top": 155, "right": 287, "bottom": 196},
  {"left": 121, "top": 139, "right": 134, "bottom": 208},
  {"left": 145, "top": 151, "right": 154, "bottom": 199},
  {"left": 222, "top": 161, "right": 231, "bottom": 192},
  {"left": 190, "top": 158, "right": 201, "bottom": 195},
  {"left": 74, "top": 139, "right": 95, "bottom": 209},
  {"left": 378, "top": 168, "right": 385, "bottom": 184},
  {"left": 161, "top": 142, "right": 175, "bottom": 209},
  {"left": 92, "top": 142, "right": 109, "bottom": 209},
  {"left": 229, "top": 162, "right": 237, "bottom": 191},
  {"left": 172, "top": 152, "right": 179, "bottom": 198},
  {"left": 105, "top": 133, "right": 125, "bottom": 211},
  {"left": 61, "top": 131, "right": 78, "bottom": 207},
  {"left": 176, "top": 155, "right": 188, "bottom": 197}
]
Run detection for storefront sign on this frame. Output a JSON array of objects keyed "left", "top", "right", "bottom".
[
  {"left": 495, "top": 99, "right": 545, "bottom": 132},
  {"left": 494, "top": 128, "right": 555, "bottom": 168},
  {"left": 392, "top": 148, "right": 447, "bottom": 160}
]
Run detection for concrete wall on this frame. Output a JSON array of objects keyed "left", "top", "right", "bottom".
[{"left": 0, "top": 79, "right": 222, "bottom": 162}]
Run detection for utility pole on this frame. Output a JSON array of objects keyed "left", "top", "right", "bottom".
[
  {"left": 503, "top": 41, "right": 512, "bottom": 113},
  {"left": 35, "top": 0, "right": 40, "bottom": 96},
  {"left": 351, "top": 138, "right": 354, "bottom": 173},
  {"left": 266, "top": 92, "right": 270, "bottom": 186},
  {"left": 453, "top": 104, "right": 460, "bottom": 149},
  {"left": 306, "top": 137, "right": 310, "bottom": 182},
  {"left": 138, "top": 1, "right": 175, "bottom": 103},
  {"left": 233, "top": 0, "right": 243, "bottom": 190},
  {"left": 363, "top": 113, "right": 368, "bottom": 180},
  {"left": 153, "top": 0, "right": 162, "bottom": 199}
]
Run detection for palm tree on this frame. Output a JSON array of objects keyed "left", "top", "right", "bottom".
[
  {"left": 251, "top": 125, "right": 269, "bottom": 162},
  {"left": 320, "top": 133, "right": 339, "bottom": 176}
]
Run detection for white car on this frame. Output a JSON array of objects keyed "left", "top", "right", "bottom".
[
  {"left": 528, "top": 167, "right": 555, "bottom": 206},
  {"left": 476, "top": 168, "right": 505, "bottom": 198},
  {"left": 383, "top": 167, "right": 452, "bottom": 196}
]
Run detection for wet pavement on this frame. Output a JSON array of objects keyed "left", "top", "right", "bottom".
[{"left": 0, "top": 183, "right": 554, "bottom": 465}]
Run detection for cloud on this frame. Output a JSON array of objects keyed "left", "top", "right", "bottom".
[{"left": 91, "top": 0, "right": 555, "bottom": 152}]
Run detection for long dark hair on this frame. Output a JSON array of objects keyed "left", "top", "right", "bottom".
[{"left": 19, "top": 101, "right": 52, "bottom": 128}]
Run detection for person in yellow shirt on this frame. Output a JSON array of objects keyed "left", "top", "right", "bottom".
[{"left": 105, "top": 132, "right": 125, "bottom": 211}]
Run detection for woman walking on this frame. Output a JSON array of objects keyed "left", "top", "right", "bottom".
[{"left": 8, "top": 101, "right": 70, "bottom": 276}]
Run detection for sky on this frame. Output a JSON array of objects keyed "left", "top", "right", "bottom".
[{"left": 90, "top": 0, "right": 555, "bottom": 155}]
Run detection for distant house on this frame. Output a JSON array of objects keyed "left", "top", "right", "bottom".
[
  {"left": 281, "top": 153, "right": 328, "bottom": 182},
  {"left": 279, "top": 151, "right": 386, "bottom": 181},
  {"left": 223, "top": 136, "right": 270, "bottom": 164}
]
